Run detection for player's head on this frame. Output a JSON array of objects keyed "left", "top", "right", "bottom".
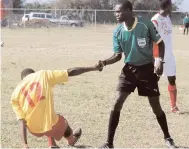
[
  {"left": 21, "top": 68, "right": 35, "bottom": 80},
  {"left": 159, "top": 0, "right": 172, "bottom": 15},
  {"left": 186, "top": 13, "right": 188, "bottom": 17},
  {"left": 114, "top": 0, "right": 133, "bottom": 23}
]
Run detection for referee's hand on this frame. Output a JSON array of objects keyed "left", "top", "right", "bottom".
[
  {"left": 95, "top": 61, "right": 104, "bottom": 71},
  {"left": 97, "top": 60, "right": 105, "bottom": 72}
]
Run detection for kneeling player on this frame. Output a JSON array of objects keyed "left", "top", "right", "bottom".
[{"left": 11, "top": 64, "right": 102, "bottom": 148}]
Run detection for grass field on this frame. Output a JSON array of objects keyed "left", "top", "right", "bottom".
[{"left": 1, "top": 26, "right": 189, "bottom": 148}]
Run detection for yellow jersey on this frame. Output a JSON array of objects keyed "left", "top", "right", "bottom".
[{"left": 11, "top": 70, "right": 68, "bottom": 133}]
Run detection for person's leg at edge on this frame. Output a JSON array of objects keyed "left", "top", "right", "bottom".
[{"left": 183, "top": 25, "right": 186, "bottom": 35}]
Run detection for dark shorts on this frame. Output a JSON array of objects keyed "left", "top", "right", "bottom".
[
  {"left": 117, "top": 63, "right": 160, "bottom": 97},
  {"left": 185, "top": 23, "right": 189, "bottom": 28}
]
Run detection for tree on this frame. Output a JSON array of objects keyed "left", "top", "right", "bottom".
[
  {"left": 132, "top": 0, "right": 183, "bottom": 11},
  {"left": 53, "top": 0, "right": 183, "bottom": 10},
  {"left": 54, "top": 0, "right": 112, "bottom": 9},
  {"left": 24, "top": 2, "right": 52, "bottom": 13},
  {"left": 24, "top": 2, "right": 51, "bottom": 9},
  {"left": 13, "top": 0, "right": 24, "bottom": 8}
]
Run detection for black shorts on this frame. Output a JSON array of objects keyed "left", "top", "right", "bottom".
[
  {"left": 185, "top": 23, "right": 189, "bottom": 28},
  {"left": 117, "top": 63, "right": 160, "bottom": 97}
]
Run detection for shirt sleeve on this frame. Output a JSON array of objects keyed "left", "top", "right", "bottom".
[
  {"left": 113, "top": 30, "right": 122, "bottom": 53},
  {"left": 151, "top": 19, "right": 158, "bottom": 29},
  {"left": 149, "top": 20, "right": 162, "bottom": 44},
  {"left": 46, "top": 70, "right": 68, "bottom": 86},
  {"left": 10, "top": 91, "right": 25, "bottom": 120}
]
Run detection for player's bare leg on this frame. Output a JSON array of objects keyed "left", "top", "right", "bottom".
[
  {"left": 167, "top": 76, "right": 179, "bottom": 113},
  {"left": 48, "top": 137, "right": 59, "bottom": 148}
]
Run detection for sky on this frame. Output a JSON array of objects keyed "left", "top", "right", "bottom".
[{"left": 25, "top": 0, "right": 189, "bottom": 11}]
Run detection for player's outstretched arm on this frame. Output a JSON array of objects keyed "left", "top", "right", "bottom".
[
  {"left": 19, "top": 119, "right": 28, "bottom": 148},
  {"left": 98, "top": 53, "right": 122, "bottom": 67},
  {"left": 67, "top": 64, "right": 101, "bottom": 76}
]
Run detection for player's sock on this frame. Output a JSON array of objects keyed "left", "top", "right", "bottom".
[
  {"left": 107, "top": 110, "right": 120, "bottom": 145},
  {"left": 168, "top": 85, "right": 177, "bottom": 108},
  {"left": 156, "top": 111, "right": 171, "bottom": 139},
  {"left": 48, "top": 137, "right": 57, "bottom": 147}
]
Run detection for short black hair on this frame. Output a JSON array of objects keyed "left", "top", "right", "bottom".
[
  {"left": 159, "top": 0, "right": 172, "bottom": 9},
  {"left": 21, "top": 68, "right": 35, "bottom": 80},
  {"left": 117, "top": 0, "right": 133, "bottom": 11}
]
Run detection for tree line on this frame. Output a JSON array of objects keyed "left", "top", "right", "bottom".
[{"left": 15, "top": 0, "right": 182, "bottom": 11}]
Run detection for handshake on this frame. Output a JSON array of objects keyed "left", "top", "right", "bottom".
[{"left": 95, "top": 60, "right": 107, "bottom": 72}]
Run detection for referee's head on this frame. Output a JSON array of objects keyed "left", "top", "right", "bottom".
[{"left": 114, "top": 0, "right": 133, "bottom": 23}]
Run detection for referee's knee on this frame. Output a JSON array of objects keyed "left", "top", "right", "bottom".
[
  {"left": 112, "top": 103, "right": 123, "bottom": 112},
  {"left": 112, "top": 93, "right": 129, "bottom": 111},
  {"left": 152, "top": 107, "right": 164, "bottom": 117}
]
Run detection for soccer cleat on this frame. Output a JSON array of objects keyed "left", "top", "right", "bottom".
[
  {"left": 165, "top": 138, "right": 177, "bottom": 148},
  {"left": 68, "top": 128, "right": 82, "bottom": 146},
  {"left": 100, "top": 142, "right": 114, "bottom": 149},
  {"left": 171, "top": 106, "right": 180, "bottom": 114},
  {"left": 1, "top": 42, "right": 4, "bottom": 47}
]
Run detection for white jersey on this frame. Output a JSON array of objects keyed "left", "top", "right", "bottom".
[{"left": 151, "top": 13, "right": 176, "bottom": 76}]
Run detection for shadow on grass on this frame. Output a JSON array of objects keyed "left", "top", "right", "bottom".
[
  {"left": 179, "top": 111, "right": 189, "bottom": 115},
  {"left": 74, "top": 144, "right": 93, "bottom": 148},
  {"left": 177, "top": 146, "right": 189, "bottom": 149}
]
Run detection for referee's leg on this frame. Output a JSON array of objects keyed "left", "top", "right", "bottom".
[
  {"left": 148, "top": 96, "right": 177, "bottom": 148},
  {"left": 148, "top": 96, "right": 170, "bottom": 139},
  {"left": 105, "top": 91, "right": 130, "bottom": 147}
]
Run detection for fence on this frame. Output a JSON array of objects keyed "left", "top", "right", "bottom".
[{"left": 0, "top": 8, "right": 187, "bottom": 28}]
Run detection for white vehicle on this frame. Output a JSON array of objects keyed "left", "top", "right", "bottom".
[
  {"left": 21, "top": 13, "right": 84, "bottom": 27},
  {"left": 58, "top": 15, "right": 84, "bottom": 27},
  {"left": 22, "top": 14, "right": 30, "bottom": 23},
  {"left": 22, "top": 12, "right": 58, "bottom": 23}
]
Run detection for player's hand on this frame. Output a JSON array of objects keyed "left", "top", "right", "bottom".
[
  {"left": 95, "top": 60, "right": 104, "bottom": 71},
  {"left": 155, "top": 60, "right": 164, "bottom": 76}
]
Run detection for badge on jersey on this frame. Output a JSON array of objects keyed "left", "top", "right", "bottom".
[{"left": 137, "top": 37, "right": 146, "bottom": 48}]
